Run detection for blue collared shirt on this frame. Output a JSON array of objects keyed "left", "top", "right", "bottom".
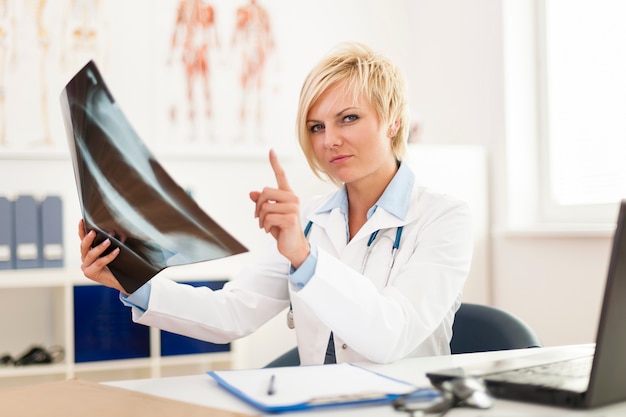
[{"left": 289, "top": 161, "right": 413, "bottom": 288}]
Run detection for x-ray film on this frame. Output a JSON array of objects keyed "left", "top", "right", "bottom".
[{"left": 60, "top": 61, "right": 247, "bottom": 293}]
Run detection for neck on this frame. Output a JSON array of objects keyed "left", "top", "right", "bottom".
[{"left": 346, "top": 159, "right": 399, "bottom": 238}]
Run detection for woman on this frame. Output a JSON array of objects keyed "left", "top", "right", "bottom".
[{"left": 79, "top": 42, "right": 473, "bottom": 365}]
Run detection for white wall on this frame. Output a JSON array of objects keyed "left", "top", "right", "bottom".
[
  {"left": 402, "top": 0, "right": 612, "bottom": 350},
  {"left": 1, "top": 0, "right": 611, "bottom": 369}
]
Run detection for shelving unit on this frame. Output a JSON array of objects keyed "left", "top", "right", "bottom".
[
  {"left": 0, "top": 266, "right": 235, "bottom": 389},
  {"left": 0, "top": 148, "right": 256, "bottom": 389}
]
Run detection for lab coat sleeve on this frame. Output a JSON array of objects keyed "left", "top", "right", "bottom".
[
  {"left": 128, "top": 248, "right": 292, "bottom": 344},
  {"left": 291, "top": 194, "right": 473, "bottom": 363}
]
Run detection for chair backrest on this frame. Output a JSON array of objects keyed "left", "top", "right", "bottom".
[
  {"left": 264, "top": 303, "right": 543, "bottom": 367},
  {"left": 450, "top": 303, "right": 542, "bottom": 354},
  {"left": 264, "top": 346, "right": 300, "bottom": 368}
]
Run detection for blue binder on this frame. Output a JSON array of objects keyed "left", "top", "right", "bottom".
[
  {"left": 14, "top": 195, "right": 40, "bottom": 269},
  {"left": 39, "top": 195, "right": 64, "bottom": 268},
  {"left": 0, "top": 196, "right": 14, "bottom": 270}
]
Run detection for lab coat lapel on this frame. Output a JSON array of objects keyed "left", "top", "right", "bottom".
[
  {"left": 308, "top": 209, "right": 346, "bottom": 255},
  {"left": 353, "top": 208, "right": 406, "bottom": 241},
  {"left": 309, "top": 206, "right": 407, "bottom": 255}
]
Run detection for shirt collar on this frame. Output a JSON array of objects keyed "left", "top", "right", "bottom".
[{"left": 316, "top": 161, "right": 414, "bottom": 221}]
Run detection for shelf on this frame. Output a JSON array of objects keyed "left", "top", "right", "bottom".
[
  {"left": 0, "top": 269, "right": 70, "bottom": 288},
  {"left": 0, "top": 148, "right": 70, "bottom": 161},
  {"left": 0, "top": 259, "right": 236, "bottom": 388},
  {"left": 73, "top": 358, "right": 153, "bottom": 373},
  {"left": 0, "top": 363, "right": 66, "bottom": 379},
  {"left": 158, "top": 351, "right": 231, "bottom": 367},
  {"left": 0, "top": 259, "right": 241, "bottom": 289}
]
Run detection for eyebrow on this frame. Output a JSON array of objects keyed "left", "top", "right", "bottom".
[{"left": 306, "top": 107, "right": 360, "bottom": 124}]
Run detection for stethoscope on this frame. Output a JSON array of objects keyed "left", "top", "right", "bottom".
[{"left": 286, "top": 220, "right": 404, "bottom": 329}]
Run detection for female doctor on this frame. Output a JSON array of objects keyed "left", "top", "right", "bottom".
[{"left": 78, "top": 42, "right": 473, "bottom": 365}]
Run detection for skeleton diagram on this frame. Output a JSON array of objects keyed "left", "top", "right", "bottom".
[
  {"left": 0, "top": 0, "right": 50, "bottom": 147},
  {"left": 0, "top": 0, "right": 15, "bottom": 146},
  {"left": 61, "top": 0, "right": 106, "bottom": 71},
  {"left": 35, "top": 0, "right": 51, "bottom": 145},
  {"left": 231, "top": 0, "right": 274, "bottom": 141},
  {"left": 168, "top": 0, "right": 220, "bottom": 138}
]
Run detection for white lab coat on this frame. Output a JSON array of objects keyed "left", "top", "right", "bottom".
[{"left": 130, "top": 182, "right": 473, "bottom": 365}]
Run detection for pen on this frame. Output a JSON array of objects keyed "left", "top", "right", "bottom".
[{"left": 267, "top": 374, "right": 276, "bottom": 396}]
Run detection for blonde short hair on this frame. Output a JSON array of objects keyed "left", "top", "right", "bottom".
[{"left": 296, "top": 42, "right": 409, "bottom": 183}]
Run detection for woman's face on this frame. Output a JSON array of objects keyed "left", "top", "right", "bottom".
[{"left": 306, "top": 82, "right": 396, "bottom": 187}]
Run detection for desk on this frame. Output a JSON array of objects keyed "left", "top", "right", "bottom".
[{"left": 107, "top": 345, "right": 624, "bottom": 416}]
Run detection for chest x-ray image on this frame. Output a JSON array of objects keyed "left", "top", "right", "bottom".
[{"left": 61, "top": 60, "right": 247, "bottom": 293}]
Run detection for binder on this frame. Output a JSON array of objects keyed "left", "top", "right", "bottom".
[
  {"left": 0, "top": 196, "right": 14, "bottom": 270},
  {"left": 207, "top": 363, "right": 438, "bottom": 413},
  {"left": 14, "top": 195, "right": 40, "bottom": 269},
  {"left": 39, "top": 195, "right": 64, "bottom": 268}
]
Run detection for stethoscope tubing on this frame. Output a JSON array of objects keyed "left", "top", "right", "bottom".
[
  {"left": 305, "top": 220, "right": 403, "bottom": 283},
  {"left": 286, "top": 221, "right": 404, "bottom": 329}
]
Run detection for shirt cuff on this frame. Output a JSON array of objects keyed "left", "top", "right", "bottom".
[
  {"left": 119, "top": 280, "right": 152, "bottom": 312},
  {"left": 289, "top": 245, "right": 317, "bottom": 289}
]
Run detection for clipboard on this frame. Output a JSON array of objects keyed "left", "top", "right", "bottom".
[
  {"left": 60, "top": 61, "right": 248, "bottom": 293},
  {"left": 208, "top": 363, "right": 440, "bottom": 413}
]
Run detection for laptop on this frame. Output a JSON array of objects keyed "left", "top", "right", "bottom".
[
  {"left": 60, "top": 61, "right": 248, "bottom": 294},
  {"left": 427, "top": 199, "right": 626, "bottom": 409}
]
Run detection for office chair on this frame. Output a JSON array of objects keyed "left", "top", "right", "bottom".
[
  {"left": 264, "top": 302, "right": 542, "bottom": 367},
  {"left": 264, "top": 345, "right": 301, "bottom": 368},
  {"left": 449, "top": 302, "right": 542, "bottom": 354}
]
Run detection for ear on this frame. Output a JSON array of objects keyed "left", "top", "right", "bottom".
[{"left": 387, "top": 120, "right": 400, "bottom": 138}]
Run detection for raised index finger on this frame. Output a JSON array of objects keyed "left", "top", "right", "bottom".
[{"left": 269, "top": 149, "right": 292, "bottom": 192}]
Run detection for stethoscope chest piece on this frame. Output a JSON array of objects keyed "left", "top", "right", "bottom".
[{"left": 286, "top": 308, "right": 295, "bottom": 329}]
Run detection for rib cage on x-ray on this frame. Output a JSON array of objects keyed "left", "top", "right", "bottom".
[{"left": 60, "top": 60, "right": 247, "bottom": 293}]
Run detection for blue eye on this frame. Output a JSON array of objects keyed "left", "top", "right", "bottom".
[
  {"left": 309, "top": 123, "right": 324, "bottom": 133},
  {"left": 343, "top": 114, "right": 358, "bottom": 123}
]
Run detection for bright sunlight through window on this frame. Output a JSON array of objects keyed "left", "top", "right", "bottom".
[{"left": 542, "top": 0, "right": 626, "bottom": 207}]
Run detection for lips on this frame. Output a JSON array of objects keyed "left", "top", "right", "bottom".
[{"left": 330, "top": 155, "right": 351, "bottom": 164}]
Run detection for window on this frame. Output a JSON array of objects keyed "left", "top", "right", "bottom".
[
  {"left": 538, "top": 0, "right": 626, "bottom": 224},
  {"left": 503, "top": 0, "right": 624, "bottom": 228}
]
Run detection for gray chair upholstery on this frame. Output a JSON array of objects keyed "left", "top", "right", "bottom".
[
  {"left": 449, "top": 302, "right": 542, "bottom": 354},
  {"left": 264, "top": 345, "right": 301, "bottom": 368},
  {"left": 264, "top": 302, "right": 542, "bottom": 367}
]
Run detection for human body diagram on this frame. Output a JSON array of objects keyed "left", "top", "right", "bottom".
[
  {"left": 168, "top": 0, "right": 220, "bottom": 140},
  {"left": 0, "top": 0, "right": 107, "bottom": 149},
  {"left": 231, "top": 0, "right": 274, "bottom": 142}
]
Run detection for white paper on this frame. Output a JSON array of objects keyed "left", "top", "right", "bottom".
[{"left": 209, "top": 363, "right": 418, "bottom": 409}]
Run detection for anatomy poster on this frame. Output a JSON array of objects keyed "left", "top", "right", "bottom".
[
  {"left": 0, "top": 0, "right": 283, "bottom": 154},
  {"left": 154, "top": 0, "right": 282, "bottom": 153},
  {"left": 0, "top": 0, "right": 109, "bottom": 151},
  {"left": 0, "top": 0, "right": 406, "bottom": 156}
]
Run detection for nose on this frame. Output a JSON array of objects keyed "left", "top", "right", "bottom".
[{"left": 323, "top": 125, "right": 342, "bottom": 149}]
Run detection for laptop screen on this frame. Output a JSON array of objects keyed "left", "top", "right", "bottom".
[
  {"left": 60, "top": 61, "right": 248, "bottom": 294},
  {"left": 587, "top": 199, "right": 626, "bottom": 407}
]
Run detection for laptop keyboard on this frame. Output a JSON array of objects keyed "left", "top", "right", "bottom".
[{"left": 485, "top": 356, "right": 593, "bottom": 389}]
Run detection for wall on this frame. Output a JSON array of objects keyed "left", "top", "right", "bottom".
[
  {"left": 0, "top": 0, "right": 612, "bottom": 370},
  {"left": 403, "top": 0, "right": 612, "bottom": 350}
]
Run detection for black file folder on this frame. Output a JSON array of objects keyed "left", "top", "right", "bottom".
[
  {"left": 60, "top": 61, "right": 248, "bottom": 293},
  {"left": 39, "top": 195, "right": 64, "bottom": 268},
  {"left": 0, "top": 196, "right": 14, "bottom": 270},
  {"left": 14, "top": 195, "right": 40, "bottom": 269}
]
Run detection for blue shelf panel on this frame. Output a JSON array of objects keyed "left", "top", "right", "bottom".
[
  {"left": 160, "top": 280, "right": 231, "bottom": 356},
  {"left": 73, "top": 280, "right": 231, "bottom": 362},
  {"left": 73, "top": 285, "right": 150, "bottom": 363}
]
